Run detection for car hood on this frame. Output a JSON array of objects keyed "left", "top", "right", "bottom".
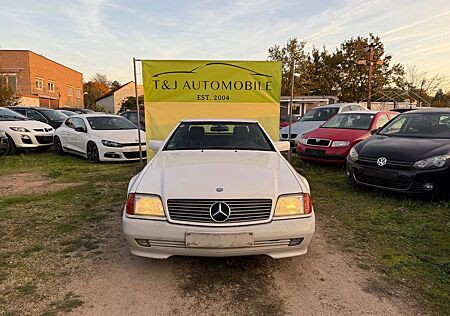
[
  {"left": 91, "top": 129, "right": 146, "bottom": 143},
  {"left": 280, "top": 121, "right": 324, "bottom": 137},
  {"left": 135, "top": 151, "right": 302, "bottom": 199},
  {"left": 304, "top": 128, "right": 369, "bottom": 142},
  {"left": 356, "top": 135, "right": 450, "bottom": 161},
  {"left": 0, "top": 120, "right": 53, "bottom": 130}
]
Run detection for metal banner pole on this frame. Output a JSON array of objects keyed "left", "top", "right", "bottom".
[
  {"left": 133, "top": 57, "right": 143, "bottom": 167},
  {"left": 288, "top": 59, "right": 295, "bottom": 162}
]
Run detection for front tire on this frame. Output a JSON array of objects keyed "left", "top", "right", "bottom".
[
  {"left": 86, "top": 142, "right": 100, "bottom": 163},
  {"left": 6, "top": 135, "right": 16, "bottom": 155},
  {"left": 53, "top": 136, "right": 65, "bottom": 155}
]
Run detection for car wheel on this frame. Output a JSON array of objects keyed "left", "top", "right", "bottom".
[
  {"left": 86, "top": 142, "right": 100, "bottom": 163},
  {"left": 6, "top": 135, "right": 16, "bottom": 155},
  {"left": 53, "top": 136, "right": 65, "bottom": 155}
]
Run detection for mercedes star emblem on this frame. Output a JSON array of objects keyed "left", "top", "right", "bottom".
[
  {"left": 209, "top": 201, "right": 231, "bottom": 222},
  {"left": 377, "top": 157, "right": 387, "bottom": 167}
]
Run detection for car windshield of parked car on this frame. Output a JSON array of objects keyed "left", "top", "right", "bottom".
[
  {"left": 60, "top": 110, "right": 76, "bottom": 116},
  {"left": 321, "top": 113, "right": 375, "bottom": 130},
  {"left": 0, "top": 108, "right": 27, "bottom": 121},
  {"left": 87, "top": 116, "right": 138, "bottom": 130},
  {"left": 39, "top": 109, "right": 67, "bottom": 121},
  {"left": 164, "top": 122, "right": 275, "bottom": 151},
  {"left": 379, "top": 113, "right": 450, "bottom": 138},
  {"left": 300, "top": 108, "right": 339, "bottom": 122}
]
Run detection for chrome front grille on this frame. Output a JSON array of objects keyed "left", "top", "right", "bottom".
[{"left": 167, "top": 199, "right": 272, "bottom": 224}]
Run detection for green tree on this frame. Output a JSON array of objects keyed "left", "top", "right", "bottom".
[
  {"left": 268, "top": 38, "right": 311, "bottom": 96},
  {"left": 268, "top": 35, "right": 405, "bottom": 101},
  {"left": 118, "top": 96, "right": 144, "bottom": 113},
  {"left": 0, "top": 77, "right": 20, "bottom": 106}
]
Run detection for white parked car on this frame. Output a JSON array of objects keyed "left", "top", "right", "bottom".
[
  {"left": 280, "top": 103, "right": 367, "bottom": 147},
  {"left": 53, "top": 114, "right": 146, "bottom": 162},
  {"left": 0, "top": 107, "right": 54, "bottom": 154},
  {"left": 123, "top": 119, "right": 315, "bottom": 259}
]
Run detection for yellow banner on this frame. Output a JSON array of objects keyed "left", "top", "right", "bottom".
[{"left": 141, "top": 60, "right": 282, "bottom": 157}]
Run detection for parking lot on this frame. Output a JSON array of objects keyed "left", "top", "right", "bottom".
[{"left": 0, "top": 151, "right": 448, "bottom": 315}]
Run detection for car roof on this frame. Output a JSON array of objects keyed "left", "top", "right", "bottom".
[
  {"left": 318, "top": 103, "right": 361, "bottom": 108},
  {"left": 180, "top": 118, "right": 258, "bottom": 123},
  {"left": 401, "top": 108, "right": 450, "bottom": 114}
]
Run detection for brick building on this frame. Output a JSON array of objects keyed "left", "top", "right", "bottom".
[{"left": 0, "top": 50, "right": 83, "bottom": 108}]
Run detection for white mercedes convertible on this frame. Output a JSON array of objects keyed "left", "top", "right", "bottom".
[{"left": 123, "top": 119, "right": 315, "bottom": 259}]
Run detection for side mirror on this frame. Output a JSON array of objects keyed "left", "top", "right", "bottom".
[
  {"left": 370, "top": 128, "right": 380, "bottom": 135},
  {"left": 75, "top": 126, "right": 86, "bottom": 133},
  {"left": 274, "top": 141, "right": 290, "bottom": 152},
  {"left": 149, "top": 140, "right": 163, "bottom": 151}
]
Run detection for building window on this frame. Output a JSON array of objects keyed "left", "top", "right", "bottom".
[
  {"left": 0, "top": 74, "right": 17, "bottom": 90},
  {"left": 36, "top": 77, "right": 44, "bottom": 90},
  {"left": 48, "top": 80, "right": 55, "bottom": 92},
  {"left": 76, "top": 88, "right": 81, "bottom": 99},
  {"left": 67, "top": 85, "right": 73, "bottom": 96}
]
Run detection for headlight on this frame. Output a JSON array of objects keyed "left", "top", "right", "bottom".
[
  {"left": 101, "top": 140, "right": 123, "bottom": 147},
  {"left": 331, "top": 140, "right": 350, "bottom": 147},
  {"left": 274, "top": 193, "right": 312, "bottom": 218},
  {"left": 297, "top": 135, "right": 308, "bottom": 145},
  {"left": 10, "top": 127, "right": 30, "bottom": 132},
  {"left": 413, "top": 154, "right": 450, "bottom": 169},
  {"left": 125, "top": 193, "right": 166, "bottom": 218},
  {"left": 348, "top": 147, "right": 359, "bottom": 161}
]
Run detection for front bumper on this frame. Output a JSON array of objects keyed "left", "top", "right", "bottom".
[
  {"left": 98, "top": 144, "right": 147, "bottom": 162},
  {"left": 347, "top": 159, "right": 450, "bottom": 195},
  {"left": 8, "top": 131, "right": 54, "bottom": 149},
  {"left": 297, "top": 144, "right": 349, "bottom": 164},
  {"left": 122, "top": 213, "right": 315, "bottom": 259}
]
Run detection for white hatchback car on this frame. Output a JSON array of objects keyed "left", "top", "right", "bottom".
[
  {"left": 0, "top": 107, "right": 54, "bottom": 154},
  {"left": 123, "top": 119, "right": 315, "bottom": 259},
  {"left": 53, "top": 114, "right": 146, "bottom": 162}
]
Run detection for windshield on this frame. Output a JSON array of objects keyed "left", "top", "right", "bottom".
[
  {"left": 0, "top": 108, "right": 27, "bottom": 121},
  {"left": 322, "top": 113, "right": 375, "bottom": 130},
  {"left": 300, "top": 107, "right": 339, "bottom": 122},
  {"left": 87, "top": 116, "right": 138, "bottom": 130},
  {"left": 39, "top": 109, "right": 67, "bottom": 121},
  {"left": 163, "top": 122, "right": 275, "bottom": 151},
  {"left": 379, "top": 113, "right": 450, "bottom": 139}
]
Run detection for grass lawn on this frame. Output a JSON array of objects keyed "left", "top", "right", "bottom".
[
  {"left": 0, "top": 151, "right": 138, "bottom": 315},
  {"left": 292, "top": 156, "right": 449, "bottom": 315},
  {"left": 0, "top": 151, "right": 448, "bottom": 315}
]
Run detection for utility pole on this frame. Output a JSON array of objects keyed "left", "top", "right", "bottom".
[
  {"left": 367, "top": 44, "right": 375, "bottom": 110},
  {"left": 357, "top": 43, "right": 383, "bottom": 110}
]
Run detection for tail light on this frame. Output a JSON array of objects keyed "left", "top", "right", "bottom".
[{"left": 126, "top": 193, "right": 135, "bottom": 215}]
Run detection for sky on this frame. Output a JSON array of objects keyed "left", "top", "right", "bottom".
[{"left": 0, "top": 0, "right": 449, "bottom": 88}]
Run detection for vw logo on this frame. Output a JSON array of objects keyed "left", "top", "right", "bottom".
[
  {"left": 377, "top": 157, "right": 387, "bottom": 167},
  {"left": 209, "top": 202, "right": 231, "bottom": 222}
]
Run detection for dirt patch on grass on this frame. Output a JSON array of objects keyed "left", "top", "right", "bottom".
[{"left": 0, "top": 172, "right": 77, "bottom": 198}]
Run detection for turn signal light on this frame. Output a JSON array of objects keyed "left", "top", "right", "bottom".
[
  {"left": 126, "top": 193, "right": 136, "bottom": 215},
  {"left": 303, "top": 193, "right": 312, "bottom": 215}
]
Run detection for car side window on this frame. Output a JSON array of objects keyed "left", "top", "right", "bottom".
[
  {"left": 72, "top": 118, "right": 87, "bottom": 130},
  {"left": 26, "top": 110, "right": 47, "bottom": 122},
  {"left": 340, "top": 106, "right": 350, "bottom": 112},
  {"left": 65, "top": 118, "right": 75, "bottom": 129},
  {"left": 375, "top": 114, "right": 389, "bottom": 128},
  {"left": 350, "top": 105, "right": 361, "bottom": 111}
]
